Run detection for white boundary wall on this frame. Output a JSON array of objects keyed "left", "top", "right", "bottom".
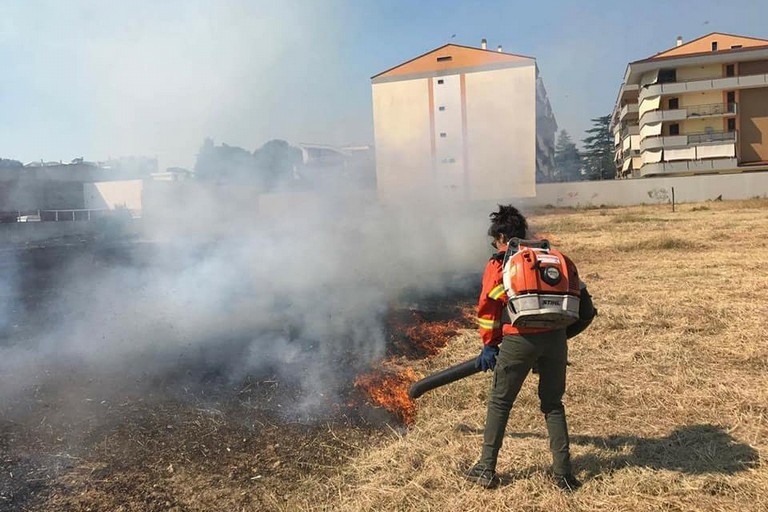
[
  {"left": 524, "top": 173, "right": 768, "bottom": 208},
  {"left": 84, "top": 180, "right": 144, "bottom": 210}
]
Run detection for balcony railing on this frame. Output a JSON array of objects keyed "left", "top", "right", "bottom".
[
  {"left": 687, "top": 130, "right": 737, "bottom": 144},
  {"left": 640, "top": 158, "right": 739, "bottom": 177},
  {"left": 641, "top": 102, "right": 737, "bottom": 124},
  {"left": 686, "top": 102, "right": 737, "bottom": 117},
  {"left": 621, "top": 125, "right": 640, "bottom": 138},
  {"left": 640, "top": 131, "right": 737, "bottom": 151},
  {"left": 620, "top": 103, "right": 639, "bottom": 119},
  {"left": 639, "top": 72, "right": 768, "bottom": 99}
]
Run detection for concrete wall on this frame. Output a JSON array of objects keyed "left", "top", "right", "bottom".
[
  {"left": 677, "top": 63, "right": 722, "bottom": 81},
  {"left": 678, "top": 90, "right": 722, "bottom": 107},
  {"left": 84, "top": 180, "right": 144, "bottom": 211},
  {"left": 739, "top": 87, "right": 768, "bottom": 163},
  {"left": 372, "top": 78, "right": 433, "bottom": 201},
  {"left": 372, "top": 61, "right": 537, "bottom": 202},
  {"left": 0, "top": 180, "right": 84, "bottom": 211},
  {"left": 465, "top": 65, "right": 537, "bottom": 199},
  {"left": 524, "top": 172, "right": 768, "bottom": 208}
]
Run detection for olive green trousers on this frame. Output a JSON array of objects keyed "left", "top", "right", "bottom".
[{"left": 479, "top": 330, "right": 572, "bottom": 476}]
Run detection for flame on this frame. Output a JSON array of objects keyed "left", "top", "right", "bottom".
[
  {"left": 402, "top": 320, "right": 464, "bottom": 355},
  {"left": 355, "top": 367, "right": 420, "bottom": 425},
  {"left": 355, "top": 304, "right": 474, "bottom": 424},
  {"left": 386, "top": 309, "right": 470, "bottom": 357}
]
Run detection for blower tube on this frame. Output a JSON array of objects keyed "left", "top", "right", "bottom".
[
  {"left": 409, "top": 287, "right": 597, "bottom": 399},
  {"left": 408, "top": 358, "right": 479, "bottom": 399}
]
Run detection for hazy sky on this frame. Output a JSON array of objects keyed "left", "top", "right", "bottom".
[{"left": 1, "top": 0, "right": 767, "bottom": 169}]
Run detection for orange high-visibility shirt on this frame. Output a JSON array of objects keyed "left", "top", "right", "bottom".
[{"left": 476, "top": 244, "right": 551, "bottom": 346}]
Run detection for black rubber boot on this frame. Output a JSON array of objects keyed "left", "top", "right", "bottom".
[
  {"left": 464, "top": 463, "right": 501, "bottom": 489},
  {"left": 553, "top": 473, "right": 582, "bottom": 492}
]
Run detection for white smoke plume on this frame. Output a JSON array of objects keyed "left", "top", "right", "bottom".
[
  {"left": 0, "top": 0, "right": 504, "bottom": 423},
  {"left": 0, "top": 188, "right": 493, "bottom": 420}
]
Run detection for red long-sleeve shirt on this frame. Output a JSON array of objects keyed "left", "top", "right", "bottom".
[{"left": 477, "top": 244, "right": 551, "bottom": 346}]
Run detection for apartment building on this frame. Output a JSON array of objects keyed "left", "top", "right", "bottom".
[
  {"left": 371, "top": 42, "right": 556, "bottom": 201},
  {"left": 612, "top": 32, "right": 768, "bottom": 178}
]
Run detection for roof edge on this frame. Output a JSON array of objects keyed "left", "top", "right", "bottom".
[
  {"left": 631, "top": 42, "right": 768, "bottom": 65},
  {"left": 370, "top": 43, "right": 535, "bottom": 80},
  {"left": 649, "top": 31, "right": 768, "bottom": 60}
]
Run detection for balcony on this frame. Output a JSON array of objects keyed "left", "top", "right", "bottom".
[
  {"left": 687, "top": 102, "right": 737, "bottom": 117},
  {"left": 641, "top": 130, "right": 737, "bottom": 151},
  {"left": 687, "top": 130, "right": 737, "bottom": 144},
  {"left": 640, "top": 73, "right": 768, "bottom": 99},
  {"left": 641, "top": 134, "right": 689, "bottom": 151},
  {"left": 621, "top": 125, "right": 640, "bottom": 138},
  {"left": 619, "top": 103, "right": 639, "bottom": 120},
  {"left": 641, "top": 102, "right": 737, "bottom": 124},
  {"left": 640, "top": 108, "right": 687, "bottom": 124},
  {"left": 640, "top": 158, "right": 739, "bottom": 177}
]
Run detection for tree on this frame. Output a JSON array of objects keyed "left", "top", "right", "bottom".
[
  {"left": 581, "top": 115, "right": 615, "bottom": 180},
  {"left": 0, "top": 158, "right": 23, "bottom": 181},
  {"left": 193, "top": 138, "right": 302, "bottom": 191},
  {"left": 0, "top": 158, "right": 23, "bottom": 169},
  {"left": 253, "top": 139, "right": 302, "bottom": 190},
  {"left": 554, "top": 130, "right": 582, "bottom": 182}
]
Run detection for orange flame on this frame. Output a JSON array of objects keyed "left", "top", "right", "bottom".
[
  {"left": 354, "top": 367, "right": 420, "bottom": 425},
  {"left": 356, "top": 306, "right": 473, "bottom": 424},
  {"left": 402, "top": 320, "right": 464, "bottom": 355},
  {"left": 386, "top": 309, "right": 470, "bottom": 357}
]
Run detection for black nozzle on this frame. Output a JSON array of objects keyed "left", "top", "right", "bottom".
[{"left": 408, "top": 358, "right": 481, "bottom": 399}]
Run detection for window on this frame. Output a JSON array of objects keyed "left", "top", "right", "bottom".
[
  {"left": 726, "top": 64, "right": 735, "bottom": 77},
  {"left": 441, "top": 157, "right": 456, "bottom": 164},
  {"left": 731, "top": 44, "right": 743, "bottom": 49},
  {"left": 727, "top": 91, "right": 736, "bottom": 104},
  {"left": 711, "top": 41, "right": 718, "bottom": 51},
  {"left": 438, "top": 106, "right": 446, "bottom": 111},
  {"left": 658, "top": 68, "right": 677, "bottom": 83},
  {"left": 727, "top": 118, "right": 736, "bottom": 132},
  {"left": 437, "top": 79, "right": 444, "bottom": 85},
  {"left": 668, "top": 97, "right": 679, "bottom": 110},
  {"left": 669, "top": 123, "right": 680, "bottom": 136},
  {"left": 439, "top": 132, "right": 447, "bottom": 138},
  {"left": 436, "top": 56, "right": 453, "bottom": 62}
]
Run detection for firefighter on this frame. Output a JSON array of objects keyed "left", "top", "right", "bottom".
[{"left": 464, "top": 204, "right": 594, "bottom": 491}]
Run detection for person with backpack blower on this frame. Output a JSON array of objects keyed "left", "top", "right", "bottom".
[{"left": 464, "top": 204, "right": 595, "bottom": 491}]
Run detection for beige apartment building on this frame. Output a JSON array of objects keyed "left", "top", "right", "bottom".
[
  {"left": 371, "top": 42, "right": 556, "bottom": 201},
  {"left": 612, "top": 32, "right": 768, "bottom": 178}
]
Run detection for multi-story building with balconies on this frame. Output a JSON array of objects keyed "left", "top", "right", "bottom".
[{"left": 612, "top": 32, "right": 768, "bottom": 178}]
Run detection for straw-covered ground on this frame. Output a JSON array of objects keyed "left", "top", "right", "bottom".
[{"left": 283, "top": 198, "right": 768, "bottom": 511}]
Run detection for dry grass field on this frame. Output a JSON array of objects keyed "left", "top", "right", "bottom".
[
  {"left": 3, "top": 198, "right": 766, "bottom": 511},
  {"left": 283, "top": 199, "right": 768, "bottom": 511}
]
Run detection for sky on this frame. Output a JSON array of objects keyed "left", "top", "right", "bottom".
[{"left": 1, "top": 0, "right": 767, "bottom": 169}]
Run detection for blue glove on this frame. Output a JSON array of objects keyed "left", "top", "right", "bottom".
[{"left": 475, "top": 345, "right": 500, "bottom": 372}]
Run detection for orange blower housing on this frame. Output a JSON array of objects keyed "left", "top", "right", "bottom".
[{"left": 502, "top": 239, "right": 581, "bottom": 329}]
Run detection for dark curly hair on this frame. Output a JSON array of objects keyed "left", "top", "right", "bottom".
[{"left": 487, "top": 204, "right": 528, "bottom": 240}]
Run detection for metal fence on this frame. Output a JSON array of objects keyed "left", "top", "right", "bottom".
[{"left": 0, "top": 208, "right": 140, "bottom": 224}]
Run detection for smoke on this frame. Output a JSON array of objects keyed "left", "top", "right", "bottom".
[
  {"left": 0, "top": 187, "right": 491, "bottom": 421},
  {"left": 0, "top": 251, "right": 18, "bottom": 338},
  {"left": 0, "top": 0, "right": 498, "bottom": 424}
]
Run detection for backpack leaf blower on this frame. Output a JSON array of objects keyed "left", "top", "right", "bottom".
[{"left": 408, "top": 284, "right": 596, "bottom": 400}]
